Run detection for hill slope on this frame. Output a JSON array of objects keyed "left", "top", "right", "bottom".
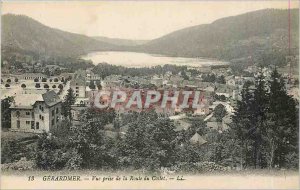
[
  {"left": 2, "top": 9, "right": 299, "bottom": 62},
  {"left": 1, "top": 14, "right": 118, "bottom": 58},
  {"left": 136, "top": 9, "right": 299, "bottom": 60}
]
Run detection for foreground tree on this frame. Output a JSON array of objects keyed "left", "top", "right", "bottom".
[
  {"left": 263, "top": 69, "right": 298, "bottom": 168},
  {"left": 231, "top": 81, "right": 254, "bottom": 169},
  {"left": 214, "top": 104, "right": 227, "bottom": 122},
  {"left": 251, "top": 70, "right": 269, "bottom": 168},
  {"left": 62, "top": 88, "right": 76, "bottom": 121},
  {"left": 1, "top": 97, "right": 14, "bottom": 129},
  {"left": 89, "top": 80, "right": 96, "bottom": 90}
]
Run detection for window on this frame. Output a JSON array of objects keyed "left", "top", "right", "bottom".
[
  {"left": 26, "top": 121, "right": 30, "bottom": 125},
  {"left": 56, "top": 116, "right": 59, "bottom": 122},
  {"left": 76, "top": 87, "right": 79, "bottom": 89},
  {"left": 16, "top": 111, "right": 20, "bottom": 117},
  {"left": 41, "top": 107, "right": 44, "bottom": 111},
  {"left": 56, "top": 108, "right": 59, "bottom": 114},
  {"left": 52, "top": 110, "right": 55, "bottom": 116},
  {"left": 36, "top": 122, "right": 39, "bottom": 129},
  {"left": 17, "top": 120, "right": 20, "bottom": 128},
  {"left": 52, "top": 119, "right": 55, "bottom": 126},
  {"left": 26, "top": 112, "right": 30, "bottom": 115},
  {"left": 76, "top": 94, "right": 79, "bottom": 97},
  {"left": 39, "top": 115, "right": 42, "bottom": 119},
  {"left": 41, "top": 116, "right": 44, "bottom": 121},
  {"left": 76, "top": 90, "right": 79, "bottom": 93},
  {"left": 31, "top": 121, "right": 34, "bottom": 129}
]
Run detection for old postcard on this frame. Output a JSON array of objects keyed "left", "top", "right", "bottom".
[{"left": 1, "top": 0, "right": 299, "bottom": 189}]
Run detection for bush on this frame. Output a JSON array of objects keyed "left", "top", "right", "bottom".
[
  {"left": 35, "top": 83, "right": 41, "bottom": 88},
  {"left": 64, "top": 149, "right": 83, "bottom": 170},
  {"left": 58, "top": 84, "right": 63, "bottom": 90},
  {"left": 35, "top": 133, "right": 62, "bottom": 170},
  {"left": 195, "top": 162, "right": 227, "bottom": 172},
  {"left": 284, "top": 152, "right": 299, "bottom": 169},
  {"left": 1, "top": 157, "right": 35, "bottom": 171},
  {"left": 1, "top": 140, "right": 25, "bottom": 164}
]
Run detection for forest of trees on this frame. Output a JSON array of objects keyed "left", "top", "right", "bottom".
[{"left": 92, "top": 63, "right": 192, "bottom": 79}]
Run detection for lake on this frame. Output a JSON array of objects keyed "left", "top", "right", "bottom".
[{"left": 81, "top": 51, "right": 227, "bottom": 68}]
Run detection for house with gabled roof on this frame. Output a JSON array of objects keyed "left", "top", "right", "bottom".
[
  {"left": 10, "top": 90, "right": 62, "bottom": 133},
  {"left": 190, "top": 133, "right": 207, "bottom": 146}
]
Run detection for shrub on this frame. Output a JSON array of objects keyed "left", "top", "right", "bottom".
[
  {"left": 284, "top": 152, "right": 299, "bottom": 169},
  {"left": 1, "top": 157, "right": 35, "bottom": 171},
  {"left": 64, "top": 149, "right": 83, "bottom": 170},
  {"left": 58, "top": 84, "right": 63, "bottom": 90},
  {"left": 35, "top": 83, "right": 40, "bottom": 88}
]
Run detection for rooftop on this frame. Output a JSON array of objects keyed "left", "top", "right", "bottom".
[{"left": 10, "top": 90, "right": 61, "bottom": 109}]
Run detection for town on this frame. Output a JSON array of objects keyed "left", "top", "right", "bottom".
[
  {"left": 1, "top": 56, "right": 298, "bottom": 134},
  {"left": 1, "top": 53, "right": 299, "bottom": 172}
]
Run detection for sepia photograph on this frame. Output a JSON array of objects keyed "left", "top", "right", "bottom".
[{"left": 0, "top": 0, "right": 299, "bottom": 189}]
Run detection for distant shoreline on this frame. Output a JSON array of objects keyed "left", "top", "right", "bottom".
[{"left": 81, "top": 51, "right": 229, "bottom": 68}]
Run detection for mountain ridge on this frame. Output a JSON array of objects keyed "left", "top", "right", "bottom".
[
  {"left": 1, "top": 14, "right": 120, "bottom": 58},
  {"left": 2, "top": 9, "right": 299, "bottom": 62}
]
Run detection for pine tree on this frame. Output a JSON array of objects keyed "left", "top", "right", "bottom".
[
  {"left": 62, "top": 88, "right": 76, "bottom": 121},
  {"left": 231, "top": 81, "right": 254, "bottom": 168},
  {"left": 252, "top": 70, "right": 269, "bottom": 168},
  {"left": 264, "top": 69, "right": 298, "bottom": 168}
]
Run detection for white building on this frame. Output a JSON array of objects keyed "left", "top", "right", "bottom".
[{"left": 10, "top": 90, "right": 62, "bottom": 133}]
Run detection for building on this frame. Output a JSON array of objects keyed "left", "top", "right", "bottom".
[
  {"left": 86, "top": 70, "right": 102, "bottom": 82},
  {"left": 190, "top": 133, "right": 207, "bottom": 146},
  {"left": 70, "top": 70, "right": 86, "bottom": 98},
  {"left": 226, "top": 76, "right": 236, "bottom": 86},
  {"left": 222, "top": 114, "right": 232, "bottom": 131},
  {"left": 3, "top": 73, "right": 47, "bottom": 81},
  {"left": 10, "top": 90, "right": 62, "bottom": 133}
]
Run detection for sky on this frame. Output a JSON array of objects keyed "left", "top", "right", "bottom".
[{"left": 1, "top": 1, "right": 299, "bottom": 40}]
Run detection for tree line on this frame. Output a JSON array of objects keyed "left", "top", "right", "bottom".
[{"left": 231, "top": 68, "right": 298, "bottom": 169}]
